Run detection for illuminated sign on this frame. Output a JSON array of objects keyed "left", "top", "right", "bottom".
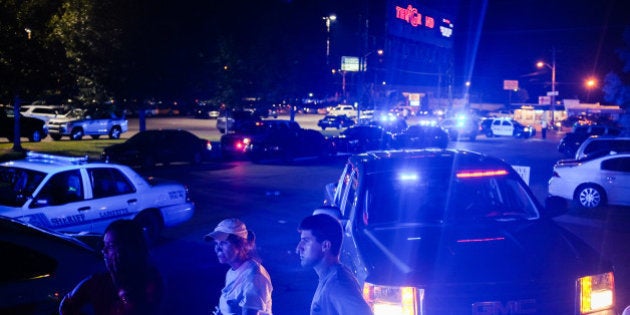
[
  {"left": 341, "top": 56, "right": 360, "bottom": 72},
  {"left": 388, "top": 0, "right": 454, "bottom": 48}
]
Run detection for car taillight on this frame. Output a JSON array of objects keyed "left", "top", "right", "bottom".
[
  {"left": 363, "top": 282, "right": 423, "bottom": 315},
  {"left": 578, "top": 272, "right": 615, "bottom": 314}
]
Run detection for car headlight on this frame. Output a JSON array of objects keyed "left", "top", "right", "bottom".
[
  {"left": 363, "top": 282, "right": 423, "bottom": 315},
  {"left": 578, "top": 272, "right": 615, "bottom": 314}
]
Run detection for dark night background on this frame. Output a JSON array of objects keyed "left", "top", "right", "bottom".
[{"left": 1, "top": 0, "right": 629, "bottom": 106}]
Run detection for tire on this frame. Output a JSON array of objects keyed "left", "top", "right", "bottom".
[
  {"left": 109, "top": 126, "right": 122, "bottom": 139},
  {"left": 51, "top": 134, "right": 62, "bottom": 141},
  {"left": 91, "top": 135, "right": 100, "bottom": 140},
  {"left": 486, "top": 131, "right": 494, "bottom": 138},
  {"left": 575, "top": 184, "right": 606, "bottom": 209},
  {"left": 29, "top": 130, "right": 42, "bottom": 142},
  {"left": 134, "top": 211, "right": 163, "bottom": 244},
  {"left": 70, "top": 128, "right": 83, "bottom": 140}
]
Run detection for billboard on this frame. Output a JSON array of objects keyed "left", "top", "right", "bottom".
[{"left": 387, "top": 0, "right": 454, "bottom": 48}]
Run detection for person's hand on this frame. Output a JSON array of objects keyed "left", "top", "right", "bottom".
[{"left": 211, "top": 305, "right": 220, "bottom": 315}]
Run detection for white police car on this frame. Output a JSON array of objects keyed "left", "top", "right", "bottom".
[{"left": 0, "top": 152, "right": 194, "bottom": 240}]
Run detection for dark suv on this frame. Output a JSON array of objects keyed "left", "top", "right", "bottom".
[
  {"left": 0, "top": 106, "right": 48, "bottom": 142},
  {"left": 315, "top": 149, "right": 616, "bottom": 314},
  {"left": 558, "top": 124, "right": 621, "bottom": 158}
]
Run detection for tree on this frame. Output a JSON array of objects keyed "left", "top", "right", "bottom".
[{"left": 603, "top": 26, "right": 630, "bottom": 133}]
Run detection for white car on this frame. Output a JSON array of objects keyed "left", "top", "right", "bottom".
[
  {"left": 328, "top": 104, "right": 357, "bottom": 118},
  {"left": 0, "top": 152, "right": 194, "bottom": 240},
  {"left": 47, "top": 107, "right": 128, "bottom": 140},
  {"left": 488, "top": 117, "right": 536, "bottom": 138},
  {"left": 20, "top": 105, "right": 67, "bottom": 124},
  {"left": 548, "top": 153, "right": 630, "bottom": 208}
]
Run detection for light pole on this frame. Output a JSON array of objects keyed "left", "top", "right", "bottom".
[
  {"left": 358, "top": 50, "right": 383, "bottom": 121},
  {"left": 536, "top": 53, "right": 557, "bottom": 128},
  {"left": 323, "top": 14, "right": 336, "bottom": 66}
]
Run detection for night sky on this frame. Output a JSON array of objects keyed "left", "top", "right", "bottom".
[{"left": 456, "top": 0, "right": 630, "bottom": 103}]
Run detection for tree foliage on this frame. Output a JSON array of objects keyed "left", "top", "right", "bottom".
[{"left": 604, "top": 27, "right": 630, "bottom": 109}]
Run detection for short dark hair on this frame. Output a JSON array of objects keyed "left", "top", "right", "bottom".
[
  {"left": 105, "top": 219, "right": 149, "bottom": 259},
  {"left": 298, "top": 214, "right": 342, "bottom": 256}
]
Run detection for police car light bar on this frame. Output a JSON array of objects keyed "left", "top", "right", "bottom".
[{"left": 26, "top": 152, "right": 88, "bottom": 164}]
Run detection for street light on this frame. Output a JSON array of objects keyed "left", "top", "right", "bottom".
[
  {"left": 536, "top": 57, "right": 557, "bottom": 128},
  {"left": 585, "top": 77, "right": 597, "bottom": 103},
  {"left": 323, "top": 14, "right": 336, "bottom": 65}
]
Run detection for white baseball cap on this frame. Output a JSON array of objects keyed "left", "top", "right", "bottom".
[{"left": 204, "top": 218, "right": 248, "bottom": 241}]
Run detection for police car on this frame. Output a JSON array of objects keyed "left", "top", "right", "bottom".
[
  {"left": 0, "top": 152, "right": 194, "bottom": 240},
  {"left": 316, "top": 149, "right": 616, "bottom": 315}
]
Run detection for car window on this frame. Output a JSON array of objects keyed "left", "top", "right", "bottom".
[
  {"left": 339, "top": 169, "right": 359, "bottom": 217},
  {"left": 0, "top": 167, "right": 46, "bottom": 207},
  {"left": 0, "top": 240, "right": 57, "bottom": 282},
  {"left": 89, "top": 167, "right": 135, "bottom": 198},
  {"left": 601, "top": 157, "right": 630, "bottom": 172},
  {"left": 32, "top": 170, "right": 84, "bottom": 207},
  {"left": 362, "top": 168, "right": 538, "bottom": 226}
]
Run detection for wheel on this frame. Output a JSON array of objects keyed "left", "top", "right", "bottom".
[
  {"left": 70, "top": 128, "right": 83, "bottom": 140},
  {"left": 91, "top": 135, "right": 100, "bottom": 140},
  {"left": 51, "top": 134, "right": 62, "bottom": 141},
  {"left": 29, "top": 130, "right": 42, "bottom": 142},
  {"left": 486, "top": 131, "right": 494, "bottom": 137},
  {"left": 134, "top": 211, "right": 163, "bottom": 244},
  {"left": 575, "top": 184, "right": 606, "bottom": 209},
  {"left": 109, "top": 126, "right": 122, "bottom": 139}
]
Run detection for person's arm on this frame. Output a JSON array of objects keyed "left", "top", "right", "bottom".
[{"left": 59, "top": 275, "right": 94, "bottom": 315}]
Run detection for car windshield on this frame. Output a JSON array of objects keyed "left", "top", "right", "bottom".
[
  {"left": 363, "top": 167, "right": 539, "bottom": 226},
  {"left": 0, "top": 167, "right": 46, "bottom": 207}
]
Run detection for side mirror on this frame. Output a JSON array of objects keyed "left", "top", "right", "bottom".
[
  {"left": 312, "top": 206, "right": 342, "bottom": 220},
  {"left": 543, "top": 196, "right": 568, "bottom": 218}
]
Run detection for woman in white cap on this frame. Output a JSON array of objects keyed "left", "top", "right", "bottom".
[{"left": 206, "top": 218, "right": 273, "bottom": 315}]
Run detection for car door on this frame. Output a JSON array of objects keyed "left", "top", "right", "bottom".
[
  {"left": 26, "top": 169, "right": 95, "bottom": 233},
  {"left": 85, "top": 167, "right": 139, "bottom": 232},
  {"left": 599, "top": 157, "right": 630, "bottom": 206}
]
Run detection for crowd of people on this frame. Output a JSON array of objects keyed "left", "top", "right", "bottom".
[{"left": 59, "top": 215, "right": 373, "bottom": 315}]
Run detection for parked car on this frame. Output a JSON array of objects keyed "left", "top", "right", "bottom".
[
  {"left": 393, "top": 125, "right": 449, "bottom": 149},
  {"left": 557, "top": 124, "right": 622, "bottom": 157},
  {"left": 328, "top": 125, "right": 394, "bottom": 154},
  {"left": 574, "top": 136, "right": 630, "bottom": 160},
  {"left": 317, "top": 115, "right": 355, "bottom": 130},
  {"left": 549, "top": 152, "right": 630, "bottom": 209},
  {"left": 19, "top": 104, "right": 67, "bottom": 124},
  {"left": 328, "top": 104, "right": 357, "bottom": 118},
  {"left": 439, "top": 116, "right": 478, "bottom": 141},
  {"left": 193, "top": 103, "right": 221, "bottom": 119},
  {"left": 316, "top": 149, "right": 615, "bottom": 314},
  {"left": 101, "top": 129, "right": 214, "bottom": 167},
  {"left": 486, "top": 117, "right": 536, "bottom": 138},
  {"left": 0, "top": 215, "right": 103, "bottom": 315},
  {"left": 216, "top": 109, "right": 261, "bottom": 134},
  {"left": 47, "top": 107, "right": 128, "bottom": 140},
  {"left": 223, "top": 120, "right": 333, "bottom": 163},
  {"left": 0, "top": 152, "right": 194, "bottom": 241},
  {"left": 0, "top": 106, "right": 48, "bottom": 142},
  {"left": 369, "top": 112, "right": 408, "bottom": 133}
]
